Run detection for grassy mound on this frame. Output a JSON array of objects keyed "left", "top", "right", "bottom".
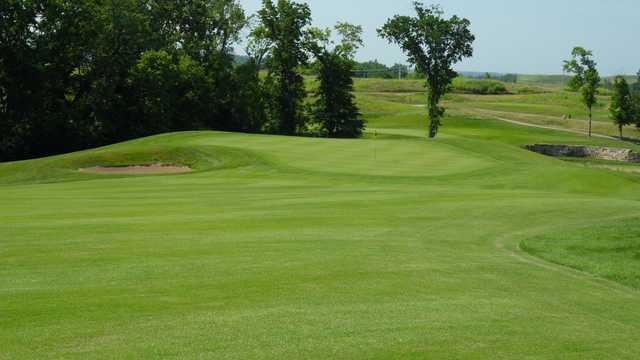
[
  {"left": 522, "top": 218, "right": 640, "bottom": 289},
  {"left": 0, "top": 133, "right": 263, "bottom": 185}
]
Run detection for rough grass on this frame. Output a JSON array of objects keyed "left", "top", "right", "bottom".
[
  {"left": 522, "top": 218, "right": 640, "bottom": 289},
  {"left": 4, "top": 79, "right": 640, "bottom": 358}
]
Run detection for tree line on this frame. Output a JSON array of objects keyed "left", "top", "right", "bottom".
[
  {"left": 0, "top": 0, "right": 365, "bottom": 161},
  {"left": 2, "top": 0, "right": 480, "bottom": 161},
  {"left": 563, "top": 47, "right": 640, "bottom": 138}
]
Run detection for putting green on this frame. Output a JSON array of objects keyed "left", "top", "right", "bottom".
[{"left": 2, "top": 113, "right": 640, "bottom": 358}]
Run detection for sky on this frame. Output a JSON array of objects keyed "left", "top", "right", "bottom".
[{"left": 237, "top": 0, "right": 640, "bottom": 76}]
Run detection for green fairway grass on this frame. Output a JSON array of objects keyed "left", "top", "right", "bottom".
[{"left": 3, "top": 80, "right": 640, "bottom": 358}]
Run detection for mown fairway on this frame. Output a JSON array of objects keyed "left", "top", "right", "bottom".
[{"left": 3, "top": 83, "right": 640, "bottom": 358}]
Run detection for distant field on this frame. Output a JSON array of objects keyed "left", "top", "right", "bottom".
[
  {"left": 350, "top": 76, "right": 640, "bottom": 140},
  {"left": 351, "top": 77, "right": 537, "bottom": 95},
  {"left": 3, "top": 76, "right": 640, "bottom": 358},
  {"left": 516, "top": 74, "right": 570, "bottom": 86}
]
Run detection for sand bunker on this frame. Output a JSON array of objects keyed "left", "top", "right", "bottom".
[{"left": 79, "top": 163, "right": 192, "bottom": 175}]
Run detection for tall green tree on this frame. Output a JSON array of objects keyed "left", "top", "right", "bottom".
[
  {"left": 609, "top": 76, "right": 634, "bottom": 139},
  {"left": 378, "top": 2, "right": 474, "bottom": 138},
  {"left": 633, "top": 92, "right": 640, "bottom": 129},
  {"left": 563, "top": 47, "right": 601, "bottom": 137},
  {"left": 311, "top": 23, "right": 365, "bottom": 138},
  {"left": 633, "top": 69, "right": 640, "bottom": 93},
  {"left": 258, "top": 0, "right": 312, "bottom": 135}
]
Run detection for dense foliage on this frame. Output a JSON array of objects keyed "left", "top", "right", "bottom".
[
  {"left": 0, "top": 0, "right": 261, "bottom": 161},
  {"left": 310, "top": 23, "right": 365, "bottom": 138},
  {"left": 0, "top": 0, "right": 365, "bottom": 162}
]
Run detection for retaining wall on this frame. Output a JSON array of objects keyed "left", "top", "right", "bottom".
[{"left": 525, "top": 144, "right": 640, "bottom": 163}]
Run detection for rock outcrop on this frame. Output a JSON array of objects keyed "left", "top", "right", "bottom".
[{"left": 525, "top": 144, "right": 640, "bottom": 163}]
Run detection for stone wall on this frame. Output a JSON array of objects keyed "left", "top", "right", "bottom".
[{"left": 525, "top": 144, "right": 640, "bottom": 163}]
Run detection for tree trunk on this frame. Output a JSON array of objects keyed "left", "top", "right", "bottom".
[
  {"left": 428, "top": 117, "right": 438, "bottom": 138},
  {"left": 588, "top": 107, "right": 592, "bottom": 137},
  {"left": 427, "top": 95, "right": 440, "bottom": 139},
  {"left": 620, "top": 125, "right": 623, "bottom": 140}
]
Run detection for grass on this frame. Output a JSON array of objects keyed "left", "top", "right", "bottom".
[
  {"left": 522, "top": 218, "right": 640, "bottom": 289},
  {"left": 3, "top": 79, "right": 640, "bottom": 358},
  {"left": 353, "top": 77, "right": 640, "bottom": 140}
]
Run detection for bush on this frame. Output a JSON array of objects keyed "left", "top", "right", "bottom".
[{"left": 451, "top": 77, "right": 509, "bottom": 95}]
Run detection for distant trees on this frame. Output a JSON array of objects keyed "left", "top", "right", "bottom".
[
  {"left": 609, "top": 76, "right": 634, "bottom": 139},
  {"left": 353, "top": 60, "right": 392, "bottom": 78},
  {"left": 378, "top": 2, "right": 475, "bottom": 138},
  {"left": 351, "top": 61, "right": 410, "bottom": 79},
  {"left": 311, "top": 23, "right": 365, "bottom": 138},
  {"left": 563, "top": 47, "right": 601, "bottom": 137},
  {"left": 496, "top": 73, "right": 518, "bottom": 83}
]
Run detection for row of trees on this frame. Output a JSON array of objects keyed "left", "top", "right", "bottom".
[
  {"left": 563, "top": 47, "right": 640, "bottom": 138},
  {"left": 0, "top": 0, "right": 365, "bottom": 161}
]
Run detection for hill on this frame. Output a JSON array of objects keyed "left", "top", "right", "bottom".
[{"left": 3, "top": 79, "right": 640, "bottom": 358}]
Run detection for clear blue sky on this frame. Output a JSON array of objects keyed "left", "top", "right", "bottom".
[{"left": 238, "top": 0, "right": 639, "bottom": 76}]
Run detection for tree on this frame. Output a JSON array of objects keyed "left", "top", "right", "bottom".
[
  {"left": 563, "top": 47, "right": 600, "bottom": 137},
  {"left": 609, "top": 76, "right": 634, "bottom": 139},
  {"left": 231, "top": 60, "right": 268, "bottom": 132},
  {"left": 311, "top": 23, "right": 365, "bottom": 138},
  {"left": 258, "top": 0, "right": 312, "bottom": 135},
  {"left": 130, "top": 50, "right": 217, "bottom": 135},
  {"left": 633, "top": 92, "right": 640, "bottom": 129},
  {"left": 633, "top": 69, "right": 640, "bottom": 93},
  {"left": 378, "top": 2, "right": 474, "bottom": 138},
  {"left": 159, "top": 0, "right": 247, "bottom": 62}
]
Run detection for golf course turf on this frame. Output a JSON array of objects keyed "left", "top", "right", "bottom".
[{"left": 3, "top": 89, "right": 640, "bottom": 358}]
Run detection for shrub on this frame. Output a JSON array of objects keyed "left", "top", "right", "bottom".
[{"left": 451, "top": 77, "right": 509, "bottom": 95}]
